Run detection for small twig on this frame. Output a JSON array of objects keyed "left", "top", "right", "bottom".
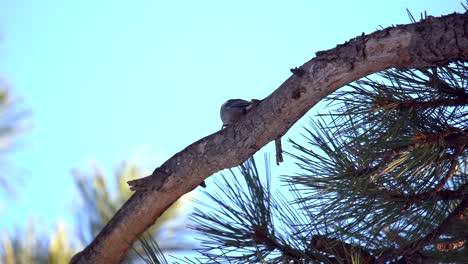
[
  {"left": 275, "top": 137, "right": 284, "bottom": 165},
  {"left": 127, "top": 166, "right": 171, "bottom": 191}
]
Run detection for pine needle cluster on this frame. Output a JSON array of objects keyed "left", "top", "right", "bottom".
[{"left": 191, "top": 62, "right": 467, "bottom": 263}]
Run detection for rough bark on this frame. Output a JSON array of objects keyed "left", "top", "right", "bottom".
[{"left": 71, "top": 12, "right": 468, "bottom": 264}]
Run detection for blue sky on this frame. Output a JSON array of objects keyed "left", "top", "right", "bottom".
[{"left": 0, "top": 0, "right": 464, "bottom": 240}]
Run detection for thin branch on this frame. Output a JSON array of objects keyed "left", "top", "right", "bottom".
[
  {"left": 275, "top": 137, "right": 284, "bottom": 165},
  {"left": 377, "top": 197, "right": 468, "bottom": 263},
  {"left": 310, "top": 235, "right": 375, "bottom": 264},
  {"left": 375, "top": 96, "right": 468, "bottom": 110},
  {"left": 386, "top": 182, "right": 468, "bottom": 203},
  {"left": 251, "top": 226, "right": 305, "bottom": 262}
]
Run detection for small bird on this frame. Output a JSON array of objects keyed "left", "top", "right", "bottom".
[
  {"left": 220, "top": 99, "right": 261, "bottom": 128},
  {"left": 220, "top": 98, "right": 283, "bottom": 165}
]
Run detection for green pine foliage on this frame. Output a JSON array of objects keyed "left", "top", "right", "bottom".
[
  {"left": 1, "top": 222, "right": 74, "bottom": 264},
  {"left": 190, "top": 62, "right": 467, "bottom": 263},
  {"left": 0, "top": 83, "right": 29, "bottom": 194},
  {"left": 190, "top": 157, "right": 331, "bottom": 263}
]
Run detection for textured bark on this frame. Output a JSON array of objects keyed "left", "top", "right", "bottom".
[{"left": 71, "top": 13, "right": 468, "bottom": 264}]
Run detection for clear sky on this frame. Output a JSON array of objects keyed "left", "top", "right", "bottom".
[{"left": 0, "top": 0, "right": 464, "bottom": 240}]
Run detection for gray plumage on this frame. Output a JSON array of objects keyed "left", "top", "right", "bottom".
[{"left": 220, "top": 99, "right": 258, "bottom": 127}]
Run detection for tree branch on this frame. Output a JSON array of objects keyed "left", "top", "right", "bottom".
[
  {"left": 251, "top": 226, "right": 305, "bottom": 262},
  {"left": 387, "top": 182, "right": 468, "bottom": 204},
  {"left": 71, "top": 13, "right": 468, "bottom": 263},
  {"left": 377, "top": 197, "right": 468, "bottom": 263},
  {"left": 376, "top": 96, "right": 468, "bottom": 110},
  {"left": 311, "top": 235, "right": 374, "bottom": 263}
]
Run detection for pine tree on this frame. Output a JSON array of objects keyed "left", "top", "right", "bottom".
[
  {"left": 190, "top": 62, "right": 468, "bottom": 263},
  {"left": 0, "top": 83, "right": 29, "bottom": 194}
]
